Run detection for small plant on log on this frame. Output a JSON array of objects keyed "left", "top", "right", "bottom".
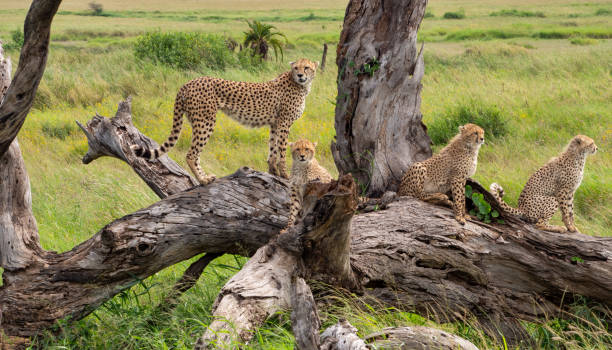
[
  {"left": 465, "top": 184, "right": 502, "bottom": 224},
  {"left": 352, "top": 58, "right": 381, "bottom": 77}
]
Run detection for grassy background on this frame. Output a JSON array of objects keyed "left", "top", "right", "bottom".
[{"left": 0, "top": 0, "right": 611, "bottom": 348}]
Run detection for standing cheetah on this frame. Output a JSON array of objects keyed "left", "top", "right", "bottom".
[
  {"left": 490, "top": 135, "right": 597, "bottom": 233},
  {"left": 398, "top": 123, "right": 485, "bottom": 225},
  {"left": 132, "top": 59, "right": 318, "bottom": 184},
  {"left": 287, "top": 139, "right": 333, "bottom": 227}
]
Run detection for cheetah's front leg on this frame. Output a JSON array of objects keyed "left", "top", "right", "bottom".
[
  {"left": 268, "top": 123, "right": 280, "bottom": 177},
  {"left": 450, "top": 177, "right": 467, "bottom": 225},
  {"left": 559, "top": 191, "right": 578, "bottom": 232},
  {"left": 275, "top": 121, "right": 291, "bottom": 179}
]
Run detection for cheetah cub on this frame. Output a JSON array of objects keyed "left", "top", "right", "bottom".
[
  {"left": 490, "top": 135, "right": 597, "bottom": 233},
  {"left": 132, "top": 59, "right": 318, "bottom": 184},
  {"left": 398, "top": 123, "right": 485, "bottom": 225},
  {"left": 287, "top": 139, "right": 333, "bottom": 226}
]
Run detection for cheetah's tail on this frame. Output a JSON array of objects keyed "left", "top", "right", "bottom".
[
  {"left": 131, "top": 92, "right": 186, "bottom": 160},
  {"left": 489, "top": 182, "right": 523, "bottom": 217}
]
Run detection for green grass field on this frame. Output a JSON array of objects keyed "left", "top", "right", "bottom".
[{"left": 1, "top": 0, "right": 611, "bottom": 348}]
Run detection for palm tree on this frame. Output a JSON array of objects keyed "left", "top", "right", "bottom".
[{"left": 243, "top": 20, "right": 287, "bottom": 61}]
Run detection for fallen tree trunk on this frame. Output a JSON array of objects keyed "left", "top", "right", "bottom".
[
  {"left": 4, "top": 97, "right": 610, "bottom": 344},
  {"left": 1, "top": 1, "right": 611, "bottom": 345}
]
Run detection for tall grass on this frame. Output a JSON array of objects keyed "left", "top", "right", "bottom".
[{"left": 1, "top": 0, "right": 611, "bottom": 348}]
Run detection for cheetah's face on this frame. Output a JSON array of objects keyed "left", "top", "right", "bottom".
[
  {"left": 571, "top": 135, "right": 598, "bottom": 155},
  {"left": 290, "top": 59, "right": 318, "bottom": 86},
  {"left": 459, "top": 123, "right": 485, "bottom": 147},
  {"left": 290, "top": 139, "right": 316, "bottom": 164}
]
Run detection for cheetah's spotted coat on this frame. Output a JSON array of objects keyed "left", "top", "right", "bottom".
[
  {"left": 287, "top": 139, "right": 332, "bottom": 227},
  {"left": 490, "top": 135, "right": 597, "bottom": 233},
  {"left": 132, "top": 59, "right": 318, "bottom": 184},
  {"left": 398, "top": 123, "right": 485, "bottom": 225}
]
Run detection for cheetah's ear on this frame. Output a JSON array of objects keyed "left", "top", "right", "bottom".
[
  {"left": 313, "top": 142, "right": 318, "bottom": 148},
  {"left": 288, "top": 142, "right": 295, "bottom": 148},
  {"left": 574, "top": 137, "right": 582, "bottom": 145},
  {"left": 289, "top": 61, "right": 295, "bottom": 66},
  {"left": 314, "top": 61, "right": 319, "bottom": 69},
  {"left": 458, "top": 125, "right": 465, "bottom": 132}
]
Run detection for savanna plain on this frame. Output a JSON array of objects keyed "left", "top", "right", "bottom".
[{"left": 0, "top": 0, "right": 611, "bottom": 348}]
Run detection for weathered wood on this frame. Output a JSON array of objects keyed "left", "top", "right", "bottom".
[
  {"left": 320, "top": 320, "right": 367, "bottom": 350},
  {"left": 291, "top": 276, "right": 321, "bottom": 350},
  {"left": 197, "top": 177, "right": 358, "bottom": 348},
  {"left": 332, "top": 0, "right": 432, "bottom": 197},
  {"left": 0, "top": 167, "right": 289, "bottom": 337},
  {"left": 0, "top": 0, "right": 62, "bottom": 157},
  {"left": 0, "top": 43, "right": 11, "bottom": 103},
  {"left": 365, "top": 326, "right": 480, "bottom": 350},
  {"left": 76, "top": 97, "right": 198, "bottom": 198}
]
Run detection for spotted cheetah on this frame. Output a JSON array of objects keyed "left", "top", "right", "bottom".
[
  {"left": 287, "top": 139, "right": 333, "bottom": 227},
  {"left": 490, "top": 135, "right": 597, "bottom": 233},
  {"left": 398, "top": 123, "right": 485, "bottom": 225},
  {"left": 132, "top": 58, "right": 318, "bottom": 184}
]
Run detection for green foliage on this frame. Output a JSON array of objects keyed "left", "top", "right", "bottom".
[
  {"left": 443, "top": 11, "right": 465, "bottom": 19},
  {"left": 243, "top": 20, "right": 287, "bottom": 61},
  {"left": 490, "top": 9, "right": 545, "bottom": 18},
  {"left": 570, "top": 37, "right": 598, "bottom": 46},
  {"left": 571, "top": 256, "right": 585, "bottom": 263},
  {"left": 427, "top": 100, "right": 509, "bottom": 145},
  {"left": 3, "top": 28, "right": 24, "bottom": 51},
  {"left": 465, "top": 185, "right": 501, "bottom": 224},
  {"left": 353, "top": 58, "right": 380, "bottom": 77},
  {"left": 134, "top": 32, "right": 242, "bottom": 70},
  {"left": 424, "top": 12, "right": 435, "bottom": 18},
  {"left": 595, "top": 8, "right": 612, "bottom": 16},
  {"left": 41, "top": 122, "right": 77, "bottom": 140}
]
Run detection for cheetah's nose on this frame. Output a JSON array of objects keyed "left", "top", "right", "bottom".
[{"left": 297, "top": 73, "right": 304, "bottom": 78}]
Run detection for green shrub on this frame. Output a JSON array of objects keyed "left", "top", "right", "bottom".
[
  {"left": 134, "top": 32, "right": 236, "bottom": 70},
  {"left": 427, "top": 100, "right": 509, "bottom": 145},
  {"left": 443, "top": 11, "right": 465, "bottom": 19},
  {"left": 570, "top": 37, "right": 598, "bottom": 46},
  {"left": 3, "top": 28, "right": 24, "bottom": 51},
  {"left": 595, "top": 8, "right": 612, "bottom": 16},
  {"left": 490, "top": 9, "right": 545, "bottom": 18},
  {"left": 424, "top": 12, "right": 435, "bottom": 18},
  {"left": 42, "top": 122, "right": 77, "bottom": 140}
]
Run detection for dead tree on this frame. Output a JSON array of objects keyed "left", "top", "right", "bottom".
[
  {"left": 332, "top": 0, "right": 433, "bottom": 197},
  {"left": 1, "top": 0, "right": 611, "bottom": 349}
]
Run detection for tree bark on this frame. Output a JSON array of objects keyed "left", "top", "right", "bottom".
[
  {"left": 0, "top": 0, "right": 62, "bottom": 156},
  {"left": 332, "top": 0, "right": 432, "bottom": 197}
]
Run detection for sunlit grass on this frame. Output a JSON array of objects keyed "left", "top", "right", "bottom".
[{"left": 2, "top": 0, "right": 611, "bottom": 348}]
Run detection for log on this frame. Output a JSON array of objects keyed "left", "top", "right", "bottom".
[
  {"left": 2, "top": 1, "right": 611, "bottom": 346},
  {"left": 320, "top": 321, "right": 480, "bottom": 350},
  {"left": 4, "top": 97, "right": 610, "bottom": 343},
  {"left": 332, "top": 0, "right": 432, "bottom": 197}
]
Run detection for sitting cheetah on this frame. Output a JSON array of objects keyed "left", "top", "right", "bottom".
[
  {"left": 490, "top": 135, "right": 597, "bottom": 233},
  {"left": 398, "top": 123, "right": 485, "bottom": 225},
  {"left": 132, "top": 58, "right": 318, "bottom": 184},
  {"left": 287, "top": 139, "right": 333, "bottom": 227}
]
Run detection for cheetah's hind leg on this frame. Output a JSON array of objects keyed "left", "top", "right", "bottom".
[
  {"left": 535, "top": 219, "right": 567, "bottom": 233},
  {"left": 422, "top": 193, "right": 454, "bottom": 208},
  {"left": 185, "top": 110, "right": 217, "bottom": 185}
]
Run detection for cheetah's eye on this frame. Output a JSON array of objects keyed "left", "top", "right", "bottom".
[
  {"left": 294, "top": 67, "right": 298, "bottom": 70},
  {"left": 304, "top": 67, "right": 310, "bottom": 71}
]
